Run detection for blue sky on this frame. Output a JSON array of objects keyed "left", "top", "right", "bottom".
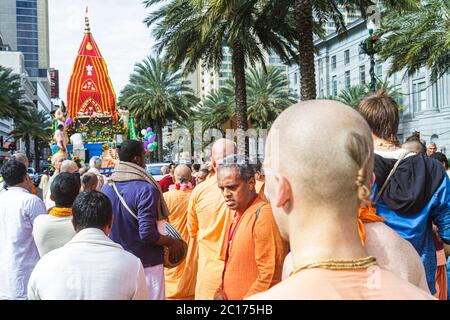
[{"left": 49, "top": 0, "right": 156, "bottom": 103}]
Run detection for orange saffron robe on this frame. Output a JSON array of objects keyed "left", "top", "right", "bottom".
[
  {"left": 255, "top": 180, "right": 267, "bottom": 202},
  {"left": 223, "top": 195, "right": 289, "bottom": 300},
  {"left": 163, "top": 188, "right": 197, "bottom": 300},
  {"left": 187, "top": 175, "right": 233, "bottom": 300}
]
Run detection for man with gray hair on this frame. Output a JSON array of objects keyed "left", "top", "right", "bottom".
[
  {"left": 45, "top": 160, "right": 79, "bottom": 210},
  {"left": 88, "top": 156, "right": 105, "bottom": 191},
  {"left": 214, "top": 155, "right": 288, "bottom": 300},
  {"left": 159, "top": 165, "right": 174, "bottom": 193}
]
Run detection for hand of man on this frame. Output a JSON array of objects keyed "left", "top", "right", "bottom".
[{"left": 168, "top": 238, "right": 184, "bottom": 262}]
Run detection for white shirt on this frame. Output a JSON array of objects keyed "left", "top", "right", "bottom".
[
  {"left": 32, "top": 214, "right": 76, "bottom": 257},
  {"left": 0, "top": 187, "right": 46, "bottom": 300},
  {"left": 374, "top": 148, "right": 414, "bottom": 160},
  {"left": 27, "top": 228, "right": 148, "bottom": 300}
]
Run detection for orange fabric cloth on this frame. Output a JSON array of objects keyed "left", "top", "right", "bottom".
[
  {"left": 48, "top": 207, "right": 72, "bottom": 217},
  {"left": 248, "top": 268, "right": 435, "bottom": 300},
  {"left": 434, "top": 249, "right": 448, "bottom": 300},
  {"left": 187, "top": 175, "right": 232, "bottom": 300},
  {"left": 31, "top": 185, "right": 38, "bottom": 196},
  {"left": 358, "top": 202, "right": 384, "bottom": 245},
  {"left": 255, "top": 180, "right": 267, "bottom": 202},
  {"left": 163, "top": 189, "right": 197, "bottom": 300},
  {"left": 222, "top": 196, "right": 288, "bottom": 300}
]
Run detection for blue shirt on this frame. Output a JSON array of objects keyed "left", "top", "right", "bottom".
[
  {"left": 373, "top": 177, "right": 450, "bottom": 294},
  {"left": 102, "top": 180, "right": 163, "bottom": 268}
]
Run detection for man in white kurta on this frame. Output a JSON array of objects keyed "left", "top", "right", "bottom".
[
  {"left": 27, "top": 191, "right": 148, "bottom": 300},
  {"left": 32, "top": 173, "right": 80, "bottom": 257},
  {"left": 0, "top": 160, "right": 46, "bottom": 300}
]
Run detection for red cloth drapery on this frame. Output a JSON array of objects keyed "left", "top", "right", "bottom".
[{"left": 67, "top": 31, "right": 117, "bottom": 122}]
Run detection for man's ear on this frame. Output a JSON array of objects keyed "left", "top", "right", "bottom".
[
  {"left": 248, "top": 177, "right": 256, "bottom": 191},
  {"left": 275, "top": 174, "right": 292, "bottom": 212},
  {"left": 50, "top": 193, "right": 55, "bottom": 201}
]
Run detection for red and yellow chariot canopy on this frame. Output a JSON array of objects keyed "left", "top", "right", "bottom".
[{"left": 67, "top": 16, "right": 117, "bottom": 122}]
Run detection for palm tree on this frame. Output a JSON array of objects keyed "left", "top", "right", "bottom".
[
  {"left": 196, "top": 66, "right": 297, "bottom": 130},
  {"left": 328, "top": 78, "right": 404, "bottom": 109},
  {"left": 0, "top": 65, "right": 30, "bottom": 120},
  {"left": 32, "top": 110, "right": 52, "bottom": 171},
  {"left": 334, "top": 84, "right": 368, "bottom": 108},
  {"left": 197, "top": 88, "right": 235, "bottom": 131},
  {"left": 144, "top": 0, "right": 297, "bottom": 157},
  {"left": 294, "top": 0, "right": 417, "bottom": 100},
  {"left": 247, "top": 66, "right": 298, "bottom": 129},
  {"left": 119, "top": 56, "right": 197, "bottom": 161},
  {"left": 10, "top": 108, "right": 51, "bottom": 168},
  {"left": 380, "top": 0, "right": 449, "bottom": 83}
]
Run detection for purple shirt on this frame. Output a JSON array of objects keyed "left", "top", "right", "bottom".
[{"left": 102, "top": 180, "right": 163, "bottom": 267}]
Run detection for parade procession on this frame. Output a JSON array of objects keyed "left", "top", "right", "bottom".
[{"left": 0, "top": 0, "right": 450, "bottom": 308}]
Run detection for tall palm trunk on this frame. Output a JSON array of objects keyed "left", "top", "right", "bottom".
[
  {"left": 24, "top": 134, "right": 31, "bottom": 166},
  {"left": 295, "top": 0, "right": 316, "bottom": 100},
  {"left": 157, "top": 122, "right": 164, "bottom": 162},
  {"left": 232, "top": 40, "right": 249, "bottom": 158},
  {"left": 34, "top": 138, "right": 40, "bottom": 171}
]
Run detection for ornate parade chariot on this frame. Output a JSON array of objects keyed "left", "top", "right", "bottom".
[{"left": 51, "top": 10, "right": 137, "bottom": 174}]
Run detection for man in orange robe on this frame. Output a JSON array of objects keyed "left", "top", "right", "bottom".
[
  {"left": 249, "top": 100, "right": 434, "bottom": 300},
  {"left": 187, "top": 139, "right": 236, "bottom": 300},
  {"left": 164, "top": 165, "right": 197, "bottom": 300},
  {"left": 254, "top": 161, "right": 267, "bottom": 202},
  {"left": 216, "top": 157, "right": 288, "bottom": 300}
]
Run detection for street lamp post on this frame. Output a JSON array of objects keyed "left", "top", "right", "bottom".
[{"left": 359, "top": 24, "right": 380, "bottom": 93}]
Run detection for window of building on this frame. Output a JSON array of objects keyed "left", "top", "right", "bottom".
[
  {"left": 294, "top": 73, "right": 298, "bottom": 85},
  {"left": 344, "top": 50, "right": 350, "bottom": 65},
  {"left": 345, "top": 71, "right": 351, "bottom": 89},
  {"left": 23, "top": 53, "right": 38, "bottom": 61},
  {"left": 359, "top": 65, "right": 366, "bottom": 84},
  {"left": 17, "top": 38, "right": 38, "bottom": 46},
  {"left": 318, "top": 59, "right": 323, "bottom": 75},
  {"left": 376, "top": 65, "right": 382, "bottom": 79},
  {"left": 17, "top": 23, "right": 38, "bottom": 32},
  {"left": 18, "top": 46, "right": 38, "bottom": 53},
  {"left": 17, "top": 31, "right": 38, "bottom": 38},
  {"left": 16, "top": 8, "right": 37, "bottom": 16},
  {"left": 17, "top": 1, "right": 37, "bottom": 9},
  {"left": 331, "top": 56, "right": 336, "bottom": 70},
  {"left": 332, "top": 76, "right": 338, "bottom": 96},
  {"left": 413, "top": 81, "right": 427, "bottom": 112},
  {"left": 17, "top": 16, "right": 37, "bottom": 23}
]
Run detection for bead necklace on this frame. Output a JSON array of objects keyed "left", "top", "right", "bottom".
[{"left": 289, "top": 256, "right": 377, "bottom": 277}]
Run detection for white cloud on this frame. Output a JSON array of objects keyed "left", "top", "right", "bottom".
[{"left": 49, "top": 0, "right": 155, "bottom": 103}]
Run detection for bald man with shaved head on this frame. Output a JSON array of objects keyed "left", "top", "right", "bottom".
[
  {"left": 187, "top": 138, "right": 236, "bottom": 299},
  {"left": 249, "top": 100, "right": 434, "bottom": 300},
  {"left": 163, "top": 164, "right": 197, "bottom": 299}
]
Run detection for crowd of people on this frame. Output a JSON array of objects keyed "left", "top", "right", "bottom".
[{"left": 0, "top": 89, "right": 449, "bottom": 300}]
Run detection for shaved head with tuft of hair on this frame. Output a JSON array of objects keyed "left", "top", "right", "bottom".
[{"left": 264, "top": 100, "right": 374, "bottom": 239}]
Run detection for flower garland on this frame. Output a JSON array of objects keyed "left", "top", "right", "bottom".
[{"left": 169, "top": 182, "right": 194, "bottom": 191}]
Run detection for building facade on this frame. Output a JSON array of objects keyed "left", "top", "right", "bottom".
[
  {"left": 187, "top": 46, "right": 290, "bottom": 101},
  {"left": 0, "top": 0, "right": 52, "bottom": 166},
  {"left": 0, "top": 0, "right": 52, "bottom": 110},
  {"left": 288, "top": 18, "right": 450, "bottom": 154}
]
